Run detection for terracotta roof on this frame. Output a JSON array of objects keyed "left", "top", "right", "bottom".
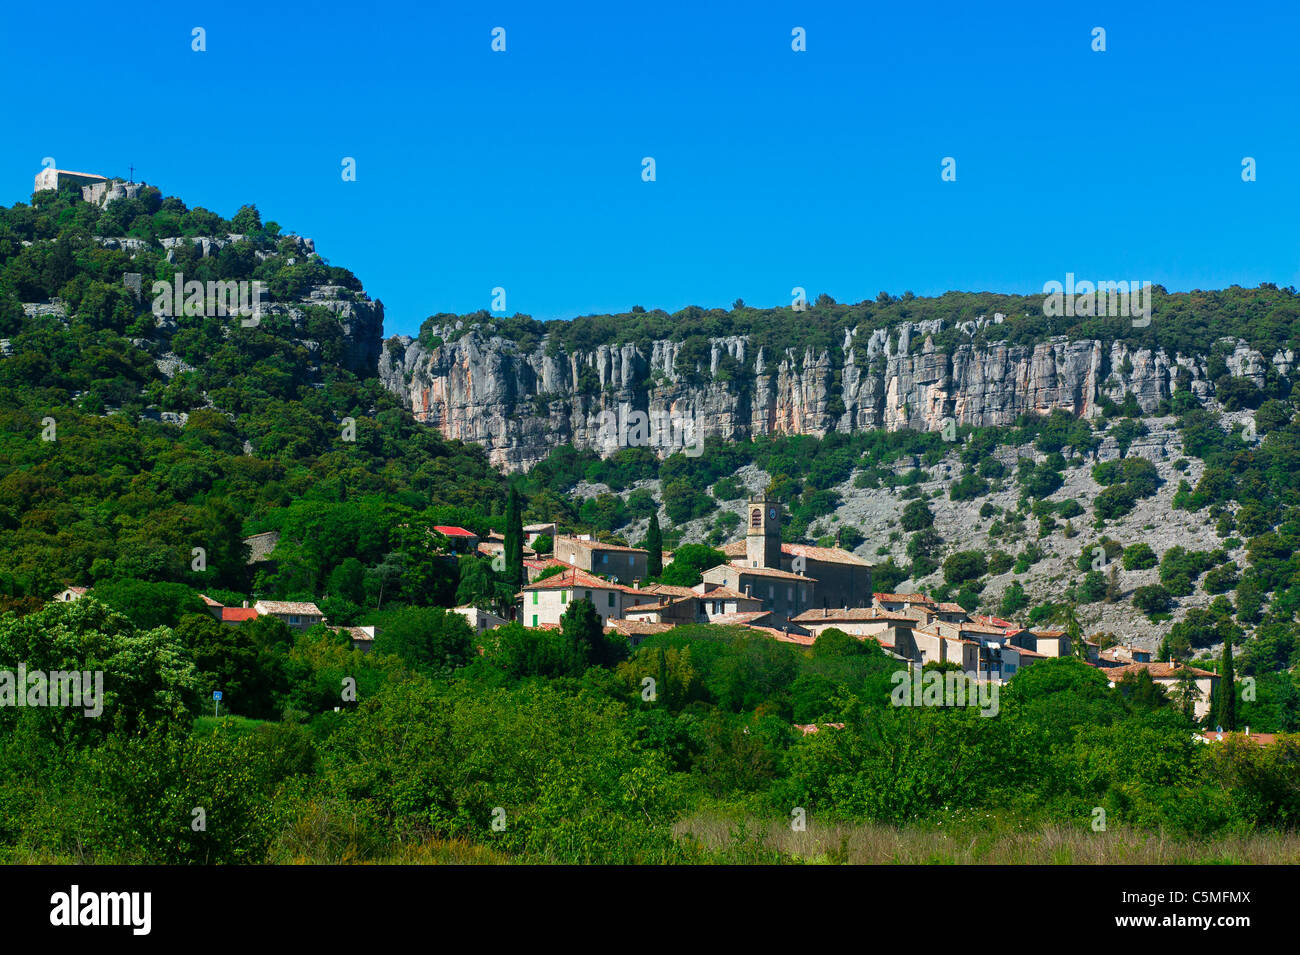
[
  {"left": 199, "top": 593, "right": 223, "bottom": 607},
  {"left": 524, "top": 557, "right": 575, "bottom": 571},
  {"left": 221, "top": 607, "right": 258, "bottom": 623},
  {"left": 747, "top": 625, "right": 816, "bottom": 646},
  {"left": 556, "top": 536, "right": 647, "bottom": 554},
  {"left": 519, "top": 568, "right": 641, "bottom": 595},
  {"left": 937, "top": 602, "right": 969, "bottom": 614},
  {"left": 642, "top": 583, "right": 700, "bottom": 598},
  {"left": 1108, "top": 661, "right": 1217, "bottom": 681},
  {"left": 782, "top": 542, "right": 871, "bottom": 567},
  {"left": 1031, "top": 629, "right": 1066, "bottom": 638},
  {"left": 873, "top": 592, "right": 935, "bottom": 605},
  {"left": 710, "top": 562, "right": 817, "bottom": 582},
  {"left": 433, "top": 525, "right": 477, "bottom": 538},
  {"left": 708, "top": 611, "right": 773, "bottom": 626},
  {"left": 696, "top": 585, "right": 762, "bottom": 602},
  {"left": 973, "top": 614, "right": 1017, "bottom": 629},
  {"left": 789, "top": 607, "right": 907, "bottom": 623}
]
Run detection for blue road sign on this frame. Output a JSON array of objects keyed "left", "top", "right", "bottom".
[{"left": 213, "top": 691, "right": 223, "bottom": 701}]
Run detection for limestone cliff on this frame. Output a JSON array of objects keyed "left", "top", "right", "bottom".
[{"left": 377, "top": 320, "right": 1293, "bottom": 473}]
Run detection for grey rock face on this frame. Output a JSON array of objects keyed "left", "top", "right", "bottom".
[{"left": 377, "top": 322, "right": 1278, "bottom": 473}]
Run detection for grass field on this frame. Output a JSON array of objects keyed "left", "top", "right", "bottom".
[{"left": 674, "top": 813, "right": 1300, "bottom": 864}]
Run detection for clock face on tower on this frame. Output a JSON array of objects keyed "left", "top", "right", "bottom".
[{"left": 768, "top": 508, "right": 776, "bottom": 520}]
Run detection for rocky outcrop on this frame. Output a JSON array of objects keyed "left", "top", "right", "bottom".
[{"left": 378, "top": 321, "right": 1280, "bottom": 473}]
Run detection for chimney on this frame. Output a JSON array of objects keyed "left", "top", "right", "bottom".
[
  {"left": 822, "top": 607, "right": 827, "bottom": 618},
  {"left": 243, "top": 600, "right": 249, "bottom": 608},
  {"left": 744, "top": 584, "right": 752, "bottom": 598},
  {"left": 1245, "top": 726, "right": 1250, "bottom": 736},
  {"left": 633, "top": 579, "right": 640, "bottom": 589}
]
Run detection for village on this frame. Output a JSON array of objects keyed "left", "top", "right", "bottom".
[{"left": 50, "top": 495, "right": 1239, "bottom": 728}]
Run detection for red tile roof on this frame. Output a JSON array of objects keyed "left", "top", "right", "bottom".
[
  {"left": 433, "top": 525, "right": 477, "bottom": 538},
  {"left": 973, "top": 614, "right": 1017, "bottom": 629},
  {"left": 221, "top": 607, "right": 258, "bottom": 623},
  {"left": 519, "top": 567, "right": 642, "bottom": 595}
]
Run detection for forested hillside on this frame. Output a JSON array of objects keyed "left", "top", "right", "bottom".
[
  {"left": 0, "top": 184, "right": 508, "bottom": 617},
  {"left": 2, "top": 182, "right": 1299, "bottom": 864}
]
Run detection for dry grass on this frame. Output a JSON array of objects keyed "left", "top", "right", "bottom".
[
  {"left": 367, "top": 838, "right": 509, "bottom": 865},
  {"left": 674, "top": 813, "right": 1300, "bottom": 864}
]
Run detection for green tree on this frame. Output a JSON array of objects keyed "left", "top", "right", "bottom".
[
  {"left": 645, "top": 512, "right": 664, "bottom": 578},
  {"left": 901, "top": 499, "right": 934, "bottom": 531},
  {"left": 659, "top": 545, "right": 726, "bottom": 587},
  {"left": 1214, "top": 633, "right": 1237, "bottom": 731},
  {"left": 504, "top": 486, "right": 524, "bottom": 589},
  {"left": 372, "top": 606, "right": 475, "bottom": 675},
  {"left": 455, "top": 555, "right": 497, "bottom": 611}
]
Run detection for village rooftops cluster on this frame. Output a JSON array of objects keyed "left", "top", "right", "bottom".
[{"left": 48, "top": 499, "right": 1230, "bottom": 724}]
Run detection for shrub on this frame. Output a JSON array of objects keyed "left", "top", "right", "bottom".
[
  {"left": 1133, "top": 584, "right": 1173, "bottom": 615},
  {"left": 1122, "top": 543, "right": 1158, "bottom": 570},
  {"left": 943, "top": 550, "right": 988, "bottom": 585},
  {"left": 900, "top": 499, "right": 934, "bottom": 531}
]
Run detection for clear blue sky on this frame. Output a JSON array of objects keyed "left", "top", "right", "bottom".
[{"left": 3, "top": 0, "right": 1297, "bottom": 336}]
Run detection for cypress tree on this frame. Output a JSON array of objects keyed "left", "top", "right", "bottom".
[
  {"left": 646, "top": 512, "right": 663, "bottom": 578},
  {"left": 504, "top": 486, "right": 523, "bottom": 588},
  {"left": 1217, "top": 633, "right": 1237, "bottom": 730}
]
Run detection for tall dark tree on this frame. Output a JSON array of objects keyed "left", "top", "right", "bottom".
[
  {"left": 645, "top": 512, "right": 664, "bottom": 578},
  {"left": 1215, "top": 633, "right": 1237, "bottom": 730},
  {"left": 559, "top": 597, "right": 603, "bottom": 672},
  {"left": 504, "top": 486, "right": 524, "bottom": 589}
]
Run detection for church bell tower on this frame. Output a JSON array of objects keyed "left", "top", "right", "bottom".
[{"left": 745, "top": 497, "right": 782, "bottom": 569}]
